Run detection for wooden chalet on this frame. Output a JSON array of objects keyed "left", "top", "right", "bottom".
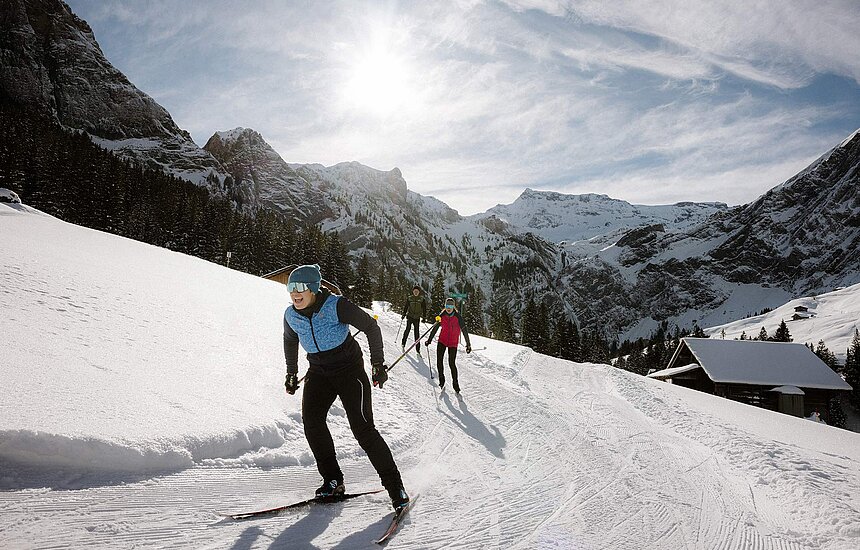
[
  {"left": 648, "top": 337, "right": 852, "bottom": 422},
  {"left": 262, "top": 264, "right": 342, "bottom": 295}
]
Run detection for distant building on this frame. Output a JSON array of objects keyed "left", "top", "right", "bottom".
[
  {"left": 794, "top": 305, "right": 809, "bottom": 313},
  {"left": 262, "top": 264, "right": 342, "bottom": 295},
  {"left": 648, "top": 338, "right": 851, "bottom": 422}
]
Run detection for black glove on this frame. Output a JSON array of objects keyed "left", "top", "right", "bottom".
[
  {"left": 466, "top": 345, "right": 472, "bottom": 354},
  {"left": 372, "top": 364, "right": 388, "bottom": 388},
  {"left": 285, "top": 373, "right": 299, "bottom": 395},
  {"left": 425, "top": 339, "right": 431, "bottom": 347}
]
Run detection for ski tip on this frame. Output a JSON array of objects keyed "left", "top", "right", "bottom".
[{"left": 374, "top": 494, "right": 419, "bottom": 545}]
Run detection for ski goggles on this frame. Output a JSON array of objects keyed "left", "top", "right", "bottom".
[
  {"left": 444, "top": 303, "right": 454, "bottom": 309},
  {"left": 286, "top": 281, "right": 312, "bottom": 292}
]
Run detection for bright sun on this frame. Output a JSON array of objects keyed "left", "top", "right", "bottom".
[{"left": 344, "top": 50, "right": 412, "bottom": 116}]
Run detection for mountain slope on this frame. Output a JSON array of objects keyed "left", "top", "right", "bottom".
[
  {"left": 561, "top": 128, "right": 860, "bottom": 338},
  {"left": 0, "top": 0, "right": 231, "bottom": 188},
  {"left": 2, "top": 203, "right": 859, "bottom": 549},
  {"left": 204, "top": 127, "right": 564, "bottom": 314}
]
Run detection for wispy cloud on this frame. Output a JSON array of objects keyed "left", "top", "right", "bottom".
[{"left": 67, "top": 0, "right": 860, "bottom": 214}]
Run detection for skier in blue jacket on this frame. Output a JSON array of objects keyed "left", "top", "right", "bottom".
[{"left": 283, "top": 264, "right": 409, "bottom": 511}]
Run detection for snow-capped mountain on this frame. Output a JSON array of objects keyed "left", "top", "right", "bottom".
[
  {"left": 474, "top": 188, "right": 726, "bottom": 244},
  {"left": 204, "top": 127, "right": 560, "bottom": 309},
  {"left": 561, "top": 128, "right": 860, "bottom": 339},
  {"left": 0, "top": 0, "right": 231, "bottom": 188}
]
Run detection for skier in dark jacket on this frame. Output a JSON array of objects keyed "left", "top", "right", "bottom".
[
  {"left": 400, "top": 285, "right": 427, "bottom": 354},
  {"left": 425, "top": 297, "right": 471, "bottom": 393},
  {"left": 283, "top": 264, "right": 409, "bottom": 511}
]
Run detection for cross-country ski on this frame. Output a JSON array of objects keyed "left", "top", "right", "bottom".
[
  {"left": 221, "top": 489, "right": 384, "bottom": 520},
  {"left": 375, "top": 494, "right": 419, "bottom": 544}
]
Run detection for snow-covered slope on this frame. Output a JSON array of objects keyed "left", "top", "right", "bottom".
[
  {"left": 2, "top": 203, "right": 859, "bottom": 549},
  {"left": 706, "top": 283, "right": 860, "bottom": 361},
  {"left": 475, "top": 188, "right": 726, "bottom": 244}
]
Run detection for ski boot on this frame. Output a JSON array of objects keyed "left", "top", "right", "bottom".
[
  {"left": 315, "top": 478, "right": 345, "bottom": 498},
  {"left": 388, "top": 486, "right": 410, "bottom": 511}
]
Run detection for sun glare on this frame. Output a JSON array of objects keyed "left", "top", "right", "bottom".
[{"left": 344, "top": 49, "right": 412, "bottom": 117}]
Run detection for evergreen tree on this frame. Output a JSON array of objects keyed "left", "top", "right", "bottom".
[
  {"left": 489, "top": 293, "right": 515, "bottom": 342},
  {"left": 773, "top": 320, "right": 792, "bottom": 342},
  {"left": 827, "top": 398, "right": 846, "bottom": 429},
  {"left": 691, "top": 322, "right": 707, "bottom": 338},
  {"left": 814, "top": 340, "right": 841, "bottom": 373},
  {"left": 468, "top": 284, "right": 487, "bottom": 336},
  {"left": 626, "top": 346, "right": 647, "bottom": 375},
  {"left": 350, "top": 255, "right": 373, "bottom": 308},
  {"left": 431, "top": 271, "right": 446, "bottom": 314},
  {"left": 535, "top": 302, "right": 550, "bottom": 354},
  {"left": 460, "top": 283, "right": 486, "bottom": 337},
  {"left": 757, "top": 326, "right": 769, "bottom": 341},
  {"left": 569, "top": 321, "right": 582, "bottom": 362},
  {"left": 845, "top": 329, "right": 860, "bottom": 412},
  {"left": 375, "top": 265, "right": 389, "bottom": 305},
  {"left": 520, "top": 298, "right": 540, "bottom": 350}
]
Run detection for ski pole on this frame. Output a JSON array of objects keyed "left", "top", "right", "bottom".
[
  {"left": 297, "top": 314, "right": 378, "bottom": 385},
  {"left": 387, "top": 316, "right": 441, "bottom": 372},
  {"left": 425, "top": 339, "right": 434, "bottom": 379},
  {"left": 396, "top": 316, "right": 405, "bottom": 344}
]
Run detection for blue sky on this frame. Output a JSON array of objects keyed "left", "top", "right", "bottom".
[{"left": 67, "top": 0, "right": 860, "bottom": 215}]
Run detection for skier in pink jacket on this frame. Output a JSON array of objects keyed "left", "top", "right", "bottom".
[{"left": 425, "top": 297, "right": 471, "bottom": 393}]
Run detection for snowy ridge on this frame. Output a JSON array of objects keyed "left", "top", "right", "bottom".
[
  {"left": 706, "top": 282, "right": 860, "bottom": 361},
  {"left": 474, "top": 188, "right": 727, "bottom": 243},
  {"left": 2, "top": 203, "right": 860, "bottom": 549}
]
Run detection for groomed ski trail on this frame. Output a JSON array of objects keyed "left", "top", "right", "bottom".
[{"left": 2, "top": 312, "right": 858, "bottom": 549}]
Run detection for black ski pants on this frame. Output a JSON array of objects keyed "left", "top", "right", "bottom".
[
  {"left": 401, "top": 317, "right": 421, "bottom": 349},
  {"left": 436, "top": 344, "right": 459, "bottom": 390},
  {"left": 302, "top": 363, "right": 402, "bottom": 491}
]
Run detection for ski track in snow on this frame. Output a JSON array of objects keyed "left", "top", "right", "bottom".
[
  {"left": 3, "top": 208, "right": 860, "bottom": 549},
  {"left": 5, "top": 330, "right": 857, "bottom": 549}
]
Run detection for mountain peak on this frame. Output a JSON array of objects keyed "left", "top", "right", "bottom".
[{"left": 517, "top": 188, "right": 614, "bottom": 203}]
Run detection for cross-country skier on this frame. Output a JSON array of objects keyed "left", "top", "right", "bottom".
[
  {"left": 400, "top": 285, "right": 427, "bottom": 354},
  {"left": 282, "top": 264, "right": 409, "bottom": 511},
  {"left": 425, "top": 297, "right": 471, "bottom": 393}
]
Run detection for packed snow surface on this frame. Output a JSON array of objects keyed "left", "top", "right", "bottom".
[{"left": 2, "top": 203, "right": 859, "bottom": 549}]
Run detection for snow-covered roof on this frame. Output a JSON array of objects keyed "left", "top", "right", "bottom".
[
  {"left": 647, "top": 363, "right": 701, "bottom": 379},
  {"left": 769, "top": 385, "right": 805, "bottom": 395},
  {"left": 0, "top": 188, "right": 21, "bottom": 204},
  {"left": 674, "top": 338, "right": 852, "bottom": 390}
]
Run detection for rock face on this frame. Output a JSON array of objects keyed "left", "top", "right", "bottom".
[{"left": 0, "top": 0, "right": 230, "bottom": 188}]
